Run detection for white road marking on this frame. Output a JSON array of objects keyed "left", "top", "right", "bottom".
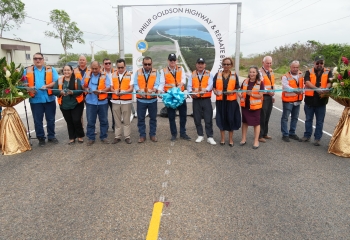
[{"left": 273, "top": 106, "right": 332, "bottom": 137}]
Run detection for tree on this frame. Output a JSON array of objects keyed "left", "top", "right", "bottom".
[
  {"left": 44, "top": 9, "right": 84, "bottom": 56},
  {"left": 0, "top": 0, "right": 25, "bottom": 37}
]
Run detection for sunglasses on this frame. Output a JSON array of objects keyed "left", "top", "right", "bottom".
[
  {"left": 143, "top": 63, "right": 152, "bottom": 66},
  {"left": 104, "top": 62, "right": 111, "bottom": 65},
  {"left": 169, "top": 60, "right": 176, "bottom": 62},
  {"left": 223, "top": 63, "right": 231, "bottom": 66},
  {"left": 316, "top": 61, "right": 324, "bottom": 65},
  {"left": 33, "top": 58, "right": 43, "bottom": 61},
  {"left": 117, "top": 66, "right": 124, "bottom": 69}
]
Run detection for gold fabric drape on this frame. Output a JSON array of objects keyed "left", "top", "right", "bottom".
[
  {"left": 328, "top": 97, "right": 350, "bottom": 157},
  {"left": 0, "top": 107, "right": 31, "bottom": 155}
]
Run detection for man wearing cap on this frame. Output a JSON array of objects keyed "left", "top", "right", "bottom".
[
  {"left": 300, "top": 55, "right": 332, "bottom": 146},
  {"left": 134, "top": 56, "right": 161, "bottom": 143},
  {"left": 159, "top": 53, "right": 191, "bottom": 141},
  {"left": 187, "top": 58, "right": 216, "bottom": 145}
]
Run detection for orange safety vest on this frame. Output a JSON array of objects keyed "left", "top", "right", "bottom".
[
  {"left": 83, "top": 72, "right": 108, "bottom": 101},
  {"left": 191, "top": 70, "right": 212, "bottom": 98},
  {"left": 304, "top": 68, "right": 329, "bottom": 97},
  {"left": 240, "top": 78, "right": 262, "bottom": 110},
  {"left": 74, "top": 67, "right": 90, "bottom": 80},
  {"left": 260, "top": 67, "right": 275, "bottom": 94},
  {"left": 57, "top": 76, "right": 84, "bottom": 105},
  {"left": 101, "top": 68, "right": 115, "bottom": 74},
  {"left": 163, "top": 66, "right": 184, "bottom": 92},
  {"left": 215, "top": 71, "right": 237, "bottom": 101},
  {"left": 282, "top": 71, "right": 304, "bottom": 102},
  {"left": 136, "top": 68, "right": 157, "bottom": 99},
  {"left": 111, "top": 71, "right": 132, "bottom": 100},
  {"left": 26, "top": 65, "right": 53, "bottom": 97}
]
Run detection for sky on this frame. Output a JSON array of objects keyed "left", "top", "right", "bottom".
[{"left": 2, "top": 0, "right": 350, "bottom": 58}]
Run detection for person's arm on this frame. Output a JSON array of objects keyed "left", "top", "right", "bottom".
[
  {"left": 133, "top": 71, "right": 140, "bottom": 92},
  {"left": 180, "top": 66, "right": 186, "bottom": 85},
  {"left": 71, "top": 79, "right": 84, "bottom": 96},
  {"left": 158, "top": 69, "right": 165, "bottom": 92},
  {"left": 212, "top": 73, "right": 219, "bottom": 95},
  {"left": 153, "top": 72, "right": 160, "bottom": 92},
  {"left": 51, "top": 81, "right": 60, "bottom": 96},
  {"left": 101, "top": 74, "right": 111, "bottom": 92},
  {"left": 326, "top": 71, "right": 333, "bottom": 89},
  {"left": 250, "top": 82, "right": 264, "bottom": 99},
  {"left": 206, "top": 72, "right": 214, "bottom": 92}
]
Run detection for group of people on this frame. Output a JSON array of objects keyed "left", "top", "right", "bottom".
[{"left": 24, "top": 52, "right": 332, "bottom": 149}]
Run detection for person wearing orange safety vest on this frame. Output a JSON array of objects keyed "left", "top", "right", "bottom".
[
  {"left": 280, "top": 60, "right": 304, "bottom": 142},
  {"left": 187, "top": 58, "right": 216, "bottom": 145},
  {"left": 159, "top": 53, "right": 191, "bottom": 141},
  {"left": 102, "top": 58, "right": 116, "bottom": 131},
  {"left": 52, "top": 65, "right": 84, "bottom": 145},
  {"left": 74, "top": 55, "right": 90, "bottom": 80},
  {"left": 110, "top": 59, "right": 134, "bottom": 144},
  {"left": 258, "top": 56, "right": 275, "bottom": 143},
  {"left": 23, "top": 52, "right": 59, "bottom": 147},
  {"left": 238, "top": 66, "right": 264, "bottom": 149},
  {"left": 213, "top": 57, "right": 241, "bottom": 147},
  {"left": 81, "top": 61, "right": 111, "bottom": 146},
  {"left": 300, "top": 55, "right": 332, "bottom": 146},
  {"left": 133, "top": 56, "right": 160, "bottom": 143}
]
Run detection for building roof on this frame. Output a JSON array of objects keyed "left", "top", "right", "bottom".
[{"left": 0, "top": 37, "right": 41, "bottom": 45}]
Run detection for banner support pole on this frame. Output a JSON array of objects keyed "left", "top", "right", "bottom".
[
  {"left": 235, "top": 3, "right": 242, "bottom": 76},
  {"left": 118, "top": 6, "right": 125, "bottom": 59}
]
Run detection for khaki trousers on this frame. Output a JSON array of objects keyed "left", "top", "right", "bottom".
[{"left": 112, "top": 103, "right": 132, "bottom": 139}]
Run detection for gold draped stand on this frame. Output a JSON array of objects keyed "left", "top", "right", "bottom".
[
  {"left": 0, "top": 98, "right": 31, "bottom": 155},
  {"left": 328, "top": 97, "right": 350, "bottom": 157}
]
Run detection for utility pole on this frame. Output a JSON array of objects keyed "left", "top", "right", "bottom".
[
  {"left": 90, "top": 41, "right": 95, "bottom": 61},
  {"left": 118, "top": 6, "right": 125, "bottom": 59}
]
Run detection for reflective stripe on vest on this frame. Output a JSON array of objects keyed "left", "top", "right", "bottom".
[
  {"left": 57, "top": 77, "right": 84, "bottom": 105},
  {"left": 281, "top": 71, "right": 304, "bottom": 102},
  {"left": 260, "top": 67, "right": 275, "bottom": 92},
  {"left": 240, "top": 78, "right": 262, "bottom": 110},
  {"left": 191, "top": 70, "right": 212, "bottom": 98},
  {"left": 163, "top": 66, "right": 184, "bottom": 92},
  {"left": 74, "top": 68, "right": 91, "bottom": 80},
  {"left": 215, "top": 71, "right": 237, "bottom": 101},
  {"left": 84, "top": 73, "right": 108, "bottom": 100},
  {"left": 304, "top": 68, "right": 329, "bottom": 97},
  {"left": 111, "top": 71, "right": 132, "bottom": 100},
  {"left": 26, "top": 66, "right": 53, "bottom": 97},
  {"left": 136, "top": 68, "right": 157, "bottom": 99}
]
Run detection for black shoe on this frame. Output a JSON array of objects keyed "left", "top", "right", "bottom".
[
  {"left": 38, "top": 138, "right": 46, "bottom": 147},
  {"left": 180, "top": 134, "right": 191, "bottom": 141},
  {"left": 48, "top": 138, "right": 59, "bottom": 144},
  {"left": 282, "top": 136, "right": 290, "bottom": 142},
  {"left": 171, "top": 135, "right": 177, "bottom": 141},
  {"left": 289, "top": 134, "right": 300, "bottom": 141}
]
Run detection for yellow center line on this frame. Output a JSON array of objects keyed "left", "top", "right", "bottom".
[{"left": 146, "top": 201, "right": 164, "bottom": 240}]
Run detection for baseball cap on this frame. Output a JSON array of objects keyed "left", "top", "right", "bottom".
[
  {"left": 168, "top": 53, "right": 177, "bottom": 61},
  {"left": 314, "top": 55, "right": 325, "bottom": 62},
  {"left": 196, "top": 58, "right": 205, "bottom": 63}
]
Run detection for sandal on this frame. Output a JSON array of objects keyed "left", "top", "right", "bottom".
[
  {"left": 78, "top": 138, "right": 84, "bottom": 143},
  {"left": 68, "top": 140, "right": 76, "bottom": 145}
]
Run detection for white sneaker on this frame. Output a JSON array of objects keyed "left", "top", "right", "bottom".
[
  {"left": 207, "top": 137, "right": 217, "bottom": 145},
  {"left": 195, "top": 136, "right": 204, "bottom": 143}
]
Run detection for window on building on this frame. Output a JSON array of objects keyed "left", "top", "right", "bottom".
[{"left": 25, "top": 54, "right": 30, "bottom": 60}]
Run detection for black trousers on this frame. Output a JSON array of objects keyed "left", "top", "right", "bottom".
[
  {"left": 108, "top": 98, "right": 115, "bottom": 129},
  {"left": 193, "top": 98, "right": 213, "bottom": 137},
  {"left": 260, "top": 95, "right": 273, "bottom": 138},
  {"left": 61, "top": 102, "right": 85, "bottom": 140}
]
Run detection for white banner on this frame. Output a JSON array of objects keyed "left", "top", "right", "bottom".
[{"left": 132, "top": 4, "right": 230, "bottom": 77}]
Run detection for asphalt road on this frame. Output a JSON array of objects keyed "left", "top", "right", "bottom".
[{"left": 1, "top": 93, "right": 349, "bottom": 239}]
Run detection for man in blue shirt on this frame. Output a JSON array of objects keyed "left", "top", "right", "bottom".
[
  {"left": 134, "top": 57, "right": 160, "bottom": 143},
  {"left": 82, "top": 61, "right": 111, "bottom": 146},
  {"left": 24, "top": 52, "right": 59, "bottom": 147}
]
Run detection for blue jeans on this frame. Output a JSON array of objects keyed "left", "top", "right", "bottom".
[
  {"left": 304, "top": 104, "right": 326, "bottom": 140},
  {"left": 167, "top": 101, "right": 187, "bottom": 136},
  {"left": 137, "top": 100, "right": 157, "bottom": 137},
  {"left": 30, "top": 101, "right": 56, "bottom": 139},
  {"left": 281, "top": 102, "right": 300, "bottom": 137},
  {"left": 86, "top": 103, "right": 109, "bottom": 141}
]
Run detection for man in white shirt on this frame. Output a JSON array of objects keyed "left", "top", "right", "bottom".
[
  {"left": 102, "top": 58, "right": 115, "bottom": 131},
  {"left": 281, "top": 60, "right": 304, "bottom": 142},
  {"left": 110, "top": 59, "right": 134, "bottom": 144},
  {"left": 159, "top": 53, "right": 191, "bottom": 141}
]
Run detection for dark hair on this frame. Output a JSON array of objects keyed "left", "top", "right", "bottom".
[
  {"left": 116, "top": 59, "right": 125, "bottom": 65},
  {"left": 248, "top": 65, "right": 261, "bottom": 83},
  {"left": 143, "top": 56, "right": 152, "bottom": 62},
  {"left": 63, "top": 64, "right": 76, "bottom": 89},
  {"left": 103, "top": 58, "right": 110, "bottom": 63},
  {"left": 34, "top": 52, "right": 43, "bottom": 58}
]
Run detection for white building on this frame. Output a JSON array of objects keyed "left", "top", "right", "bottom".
[
  {"left": 42, "top": 53, "right": 61, "bottom": 66},
  {"left": 0, "top": 37, "right": 41, "bottom": 67}
]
